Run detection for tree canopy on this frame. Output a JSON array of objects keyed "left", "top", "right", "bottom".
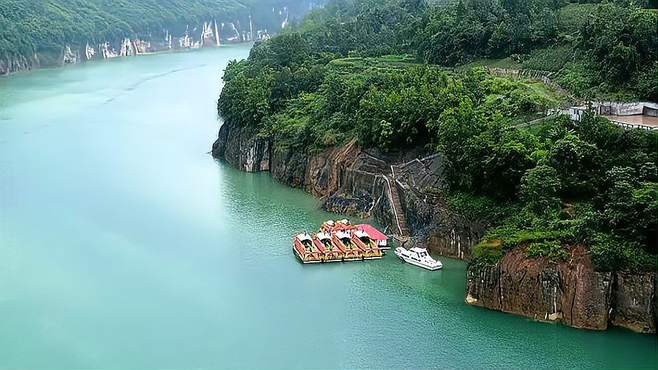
[
  {"left": 218, "top": 0, "right": 658, "bottom": 271},
  {"left": 0, "top": 0, "right": 315, "bottom": 59}
]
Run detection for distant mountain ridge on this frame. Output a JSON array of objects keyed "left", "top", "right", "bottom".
[{"left": 0, "top": 0, "right": 324, "bottom": 74}]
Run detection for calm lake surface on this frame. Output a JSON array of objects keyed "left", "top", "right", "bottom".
[{"left": 0, "top": 44, "right": 656, "bottom": 369}]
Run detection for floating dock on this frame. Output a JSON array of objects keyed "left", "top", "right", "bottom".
[{"left": 293, "top": 220, "right": 389, "bottom": 264}]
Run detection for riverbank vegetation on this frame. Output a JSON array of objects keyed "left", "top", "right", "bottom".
[
  {"left": 218, "top": 0, "right": 658, "bottom": 272},
  {"left": 0, "top": 0, "right": 309, "bottom": 61}
]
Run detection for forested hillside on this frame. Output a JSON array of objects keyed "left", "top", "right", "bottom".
[
  {"left": 0, "top": 1, "right": 239, "bottom": 57},
  {"left": 218, "top": 0, "right": 658, "bottom": 272},
  {"left": 292, "top": 0, "right": 658, "bottom": 100},
  {"left": 0, "top": 0, "right": 319, "bottom": 71}
]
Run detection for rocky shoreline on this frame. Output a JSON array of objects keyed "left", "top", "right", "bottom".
[
  {"left": 0, "top": 20, "right": 260, "bottom": 76},
  {"left": 212, "top": 120, "right": 657, "bottom": 334},
  {"left": 466, "top": 246, "right": 656, "bottom": 332}
]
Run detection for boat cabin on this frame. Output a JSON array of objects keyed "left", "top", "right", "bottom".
[{"left": 355, "top": 224, "right": 389, "bottom": 249}]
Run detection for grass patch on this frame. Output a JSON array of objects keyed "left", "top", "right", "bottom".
[
  {"left": 458, "top": 57, "right": 522, "bottom": 70},
  {"left": 329, "top": 54, "right": 419, "bottom": 73},
  {"left": 473, "top": 240, "right": 503, "bottom": 265},
  {"left": 526, "top": 80, "right": 567, "bottom": 106},
  {"left": 521, "top": 45, "right": 573, "bottom": 73},
  {"left": 472, "top": 222, "right": 577, "bottom": 265}
]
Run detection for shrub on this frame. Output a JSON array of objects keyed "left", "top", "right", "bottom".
[
  {"left": 522, "top": 45, "right": 573, "bottom": 72},
  {"left": 526, "top": 241, "right": 569, "bottom": 261},
  {"left": 589, "top": 234, "right": 658, "bottom": 272},
  {"left": 445, "top": 192, "right": 519, "bottom": 224},
  {"left": 520, "top": 164, "right": 561, "bottom": 215},
  {"left": 473, "top": 240, "right": 503, "bottom": 265}
]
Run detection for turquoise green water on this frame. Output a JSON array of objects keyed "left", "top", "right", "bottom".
[{"left": 0, "top": 45, "right": 656, "bottom": 369}]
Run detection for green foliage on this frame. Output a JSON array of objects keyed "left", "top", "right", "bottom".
[
  {"left": 446, "top": 192, "right": 520, "bottom": 224},
  {"left": 590, "top": 234, "right": 657, "bottom": 272},
  {"left": 414, "top": 1, "right": 657, "bottom": 100},
  {"left": 0, "top": 0, "right": 302, "bottom": 60},
  {"left": 548, "top": 133, "right": 602, "bottom": 197},
  {"left": 473, "top": 240, "right": 503, "bottom": 266},
  {"left": 521, "top": 45, "right": 572, "bottom": 72},
  {"left": 555, "top": 61, "right": 600, "bottom": 99},
  {"left": 599, "top": 170, "right": 658, "bottom": 254},
  {"left": 483, "top": 223, "right": 576, "bottom": 251},
  {"left": 552, "top": 3, "right": 658, "bottom": 99},
  {"left": 526, "top": 240, "right": 568, "bottom": 261},
  {"left": 216, "top": 0, "right": 658, "bottom": 271},
  {"left": 558, "top": 3, "right": 597, "bottom": 34},
  {"left": 217, "top": 61, "right": 275, "bottom": 129},
  {"left": 579, "top": 3, "right": 658, "bottom": 86},
  {"left": 520, "top": 164, "right": 561, "bottom": 215},
  {"left": 636, "top": 61, "right": 658, "bottom": 101}
]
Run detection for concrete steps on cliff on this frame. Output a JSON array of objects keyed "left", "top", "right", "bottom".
[{"left": 387, "top": 173, "right": 410, "bottom": 237}]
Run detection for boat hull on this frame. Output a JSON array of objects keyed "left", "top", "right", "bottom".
[
  {"left": 293, "top": 245, "right": 324, "bottom": 264},
  {"left": 394, "top": 250, "right": 442, "bottom": 271}
]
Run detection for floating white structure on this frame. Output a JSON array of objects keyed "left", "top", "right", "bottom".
[{"left": 395, "top": 247, "right": 442, "bottom": 271}]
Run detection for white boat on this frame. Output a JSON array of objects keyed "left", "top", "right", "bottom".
[{"left": 394, "top": 247, "right": 442, "bottom": 270}]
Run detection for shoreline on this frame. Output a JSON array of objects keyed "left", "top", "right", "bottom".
[
  {"left": 211, "top": 119, "right": 658, "bottom": 334},
  {"left": 0, "top": 42, "right": 255, "bottom": 78}
]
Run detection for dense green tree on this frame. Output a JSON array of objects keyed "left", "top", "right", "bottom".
[
  {"left": 520, "top": 164, "right": 561, "bottom": 215},
  {"left": 548, "top": 134, "right": 602, "bottom": 197},
  {"left": 578, "top": 3, "right": 658, "bottom": 88}
]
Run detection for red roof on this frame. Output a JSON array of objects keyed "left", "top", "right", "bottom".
[{"left": 355, "top": 224, "right": 388, "bottom": 240}]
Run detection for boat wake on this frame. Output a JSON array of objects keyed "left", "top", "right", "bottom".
[{"left": 103, "top": 64, "right": 207, "bottom": 103}]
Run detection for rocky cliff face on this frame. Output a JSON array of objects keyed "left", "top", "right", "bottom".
[
  {"left": 466, "top": 246, "right": 656, "bottom": 333},
  {"left": 1, "top": 16, "right": 269, "bottom": 76},
  {"left": 213, "top": 122, "right": 392, "bottom": 219},
  {"left": 392, "top": 155, "right": 487, "bottom": 259},
  {"left": 212, "top": 121, "right": 488, "bottom": 254},
  {"left": 212, "top": 121, "right": 656, "bottom": 334},
  {"left": 0, "top": 54, "right": 39, "bottom": 75},
  {"left": 212, "top": 120, "right": 270, "bottom": 172},
  {"left": 610, "top": 272, "right": 657, "bottom": 333}
]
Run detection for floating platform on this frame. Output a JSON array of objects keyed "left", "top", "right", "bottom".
[{"left": 293, "top": 220, "right": 388, "bottom": 264}]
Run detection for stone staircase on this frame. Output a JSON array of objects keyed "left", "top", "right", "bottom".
[{"left": 386, "top": 167, "right": 410, "bottom": 238}]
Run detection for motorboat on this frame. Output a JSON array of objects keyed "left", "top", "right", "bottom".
[
  {"left": 351, "top": 229, "right": 382, "bottom": 259},
  {"left": 293, "top": 232, "right": 323, "bottom": 263},
  {"left": 394, "top": 247, "right": 442, "bottom": 270}
]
